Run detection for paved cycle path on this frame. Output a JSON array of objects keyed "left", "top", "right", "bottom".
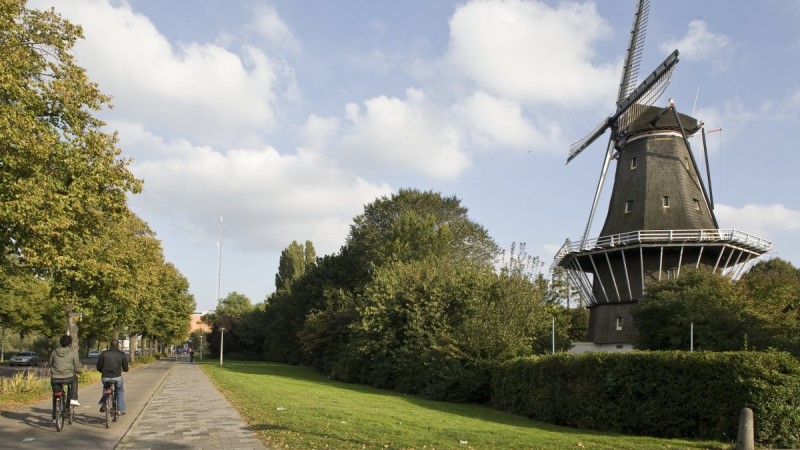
[{"left": 0, "top": 356, "right": 267, "bottom": 449}]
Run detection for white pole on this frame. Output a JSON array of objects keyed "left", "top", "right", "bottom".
[
  {"left": 690, "top": 322, "right": 694, "bottom": 352},
  {"left": 552, "top": 317, "right": 556, "bottom": 354},
  {"left": 219, "top": 328, "right": 225, "bottom": 366},
  {"left": 216, "top": 216, "right": 224, "bottom": 303}
]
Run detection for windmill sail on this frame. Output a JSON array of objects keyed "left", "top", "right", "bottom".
[
  {"left": 618, "top": 0, "right": 650, "bottom": 105},
  {"left": 567, "top": 50, "right": 679, "bottom": 163}
]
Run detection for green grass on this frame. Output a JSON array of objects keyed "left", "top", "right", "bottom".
[{"left": 201, "top": 360, "right": 730, "bottom": 450}]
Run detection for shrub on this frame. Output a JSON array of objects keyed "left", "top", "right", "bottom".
[
  {"left": 490, "top": 351, "right": 800, "bottom": 448},
  {"left": 0, "top": 371, "right": 46, "bottom": 395}
]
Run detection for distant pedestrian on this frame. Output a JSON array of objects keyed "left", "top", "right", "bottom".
[{"left": 189, "top": 349, "right": 195, "bottom": 363}]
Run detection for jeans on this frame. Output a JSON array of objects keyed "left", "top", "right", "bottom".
[
  {"left": 100, "top": 376, "right": 125, "bottom": 412},
  {"left": 51, "top": 376, "right": 77, "bottom": 419}
]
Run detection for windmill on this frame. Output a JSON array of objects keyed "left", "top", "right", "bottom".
[{"left": 554, "top": 0, "right": 771, "bottom": 350}]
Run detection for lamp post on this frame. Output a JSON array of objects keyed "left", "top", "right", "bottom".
[
  {"left": 219, "top": 327, "right": 225, "bottom": 366},
  {"left": 198, "top": 320, "right": 206, "bottom": 361}
]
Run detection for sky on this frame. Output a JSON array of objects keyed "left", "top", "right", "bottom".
[{"left": 28, "top": 0, "right": 800, "bottom": 312}]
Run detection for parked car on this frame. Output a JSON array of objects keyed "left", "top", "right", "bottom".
[
  {"left": 10, "top": 351, "right": 39, "bottom": 367},
  {"left": 88, "top": 350, "right": 101, "bottom": 358}
]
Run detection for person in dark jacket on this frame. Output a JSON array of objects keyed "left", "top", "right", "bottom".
[
  {"left": 49, "top": 335, "right": 82, "bottom": 420},
  {"left": 96, "top": 339, "right": 129, "bottom": 415}
]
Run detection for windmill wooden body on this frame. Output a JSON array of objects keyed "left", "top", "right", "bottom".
[{"left": 554, "top": 0, "right": 771, "bottom": 349}]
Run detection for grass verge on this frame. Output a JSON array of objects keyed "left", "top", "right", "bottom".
[{"left": 201, "top": 360, "right": 730, "bottom": 450}]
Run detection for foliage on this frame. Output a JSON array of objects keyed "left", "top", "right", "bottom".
[
  {"left": 205, "top": 292, "right": 253, "bottom": 355},
  {"left": 345, "top": 188, "right": 500, "bottom": 277},
  {"left": 633, "top": 268, "right": 749, "bottom": 351},
  {"left": 0, "top": 260, "right": 54, "bottom": 338},
  {"left": 0, "top": 0, "right": 194, "bottom": 351},
  {"left": 491, "top": 351, "right": 800, "bottom": 448},
  {"left": 341, "top": 257, "right": 495, "bottom": 401},
  {"left": 275, "top": 240, "right": 316, "bottom": 293},
  {"left": 259, "top": 190, "right": 567, "bottom": 402},
  {"left": 0, "top": 0, "right": 140, "bottom": 276},
  {"left": 634, "top": 260, "right": 800, "bottom": 357},
  {"left": 739, "top": 258, "right": 800, "bottom": 355},
  {"left": 0, "top": 370, "right": 44, "bottom": 395}
]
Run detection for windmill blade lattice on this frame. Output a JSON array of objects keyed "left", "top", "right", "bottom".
[
  {"left": 618, "top": 0, "right": 650, "bottom": 105},
  {"left": 616, "top": 50, "right": 678, "bottom": 134},
  {"left": 567, "top": 49, "right": 678, "bottom": 162}
]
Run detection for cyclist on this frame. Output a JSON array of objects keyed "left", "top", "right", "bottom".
[
  {"left": 49, "top": 335, "right": 82, "bottom": 421},
  {"left": 96, "top": 339, "right": 129, "bottom": 415}
]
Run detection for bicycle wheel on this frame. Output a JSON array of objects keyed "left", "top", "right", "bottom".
[
  {"left": 111, "top": 391, "right": 118, "bottom": 422},
  {"left": 54, "top": 395, "right": 65, "bottom": 432},
  {"left": 67, "top": 386, "right": 74, "bottom": 425},
  {"left": 104, "top": 389, "right": 111, "bottom": 428}
]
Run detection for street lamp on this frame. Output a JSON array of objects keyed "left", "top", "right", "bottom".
[
  {"left": 219, "top": 327, "right": 225, "bottom": 366},
  {"left": 198, "top": 321, "right": 207, "bottom": 361}
]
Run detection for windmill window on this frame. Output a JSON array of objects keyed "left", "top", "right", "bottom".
[
  {"left": 630, "top": 157, "right": 637, "bottom": 169},
  {"left": 616, "top": 317, "right": 624, "bottom": 331},
  {"left": 663, "top": 196, "right": 670, "bottom": 207},
  {"left": 625, "top": 200, "right": 633, "bottom": 213},
  {"left": 693, "top": 199, "right": 701, "bottom": 210}
]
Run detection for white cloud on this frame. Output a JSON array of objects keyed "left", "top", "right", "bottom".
[
  {"left": 445, "top": 0, "right": 617, "bottom": 106},
  {"left": 299, "top": 115, "right": 340, "bottom": 152},
  {"left": 337, "top": 88, "right": 469, "bottom": 179},
  {"left": 33, "top": 0, "right": 292, "bottom": 148},
  {"left": 660, "top": 20, "right": 731, "bottom": 64},
  {"left": 453, "top": 91, "right": 562, "bottom": 152},
  {"left": 248, "top": 5, "right": 300, "bottom": 53},
  {"left": 715, "top": 203, "right": 800, "bottom": 238},
  {"left": 117, "top": 121, "right": 392, "bottom": 255}
]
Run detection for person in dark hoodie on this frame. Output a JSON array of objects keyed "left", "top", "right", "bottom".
[
  {"left": 49, "top": 335, "right": 83, "bottom": 420},
  {"left": 97, "top": 339, "right": 129, "bottom": 415}
]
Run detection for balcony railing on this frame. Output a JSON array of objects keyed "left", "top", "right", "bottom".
[{"left": 554, "top": 229, "right": 772, "bottom": 265}]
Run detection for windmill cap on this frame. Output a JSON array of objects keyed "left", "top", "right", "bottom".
[{"left": 625, "top": 104, "right": 701, "bottom": 136}]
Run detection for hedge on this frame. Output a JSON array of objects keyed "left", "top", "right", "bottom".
[{"left": 490, "top": 351, "right": 800, "bottom": 448}]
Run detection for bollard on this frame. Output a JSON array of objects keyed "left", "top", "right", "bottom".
[{"left": 735, "top": 407, "right": 754, "bottom": 450}]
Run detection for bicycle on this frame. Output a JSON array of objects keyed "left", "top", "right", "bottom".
[
  {"left": 52, "top": 382, "right": 75, "bottom": 431},
  {"left": 102, "top": 380, "right": 120, "bottom": 428}
]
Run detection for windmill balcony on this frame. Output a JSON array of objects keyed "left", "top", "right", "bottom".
[{"left": 554, "top": 229, "right": 772, "bottom": 265}]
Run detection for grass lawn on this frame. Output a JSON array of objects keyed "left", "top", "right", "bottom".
[{"left": 201, "top": 360, "right": 730, "bottom": 450}]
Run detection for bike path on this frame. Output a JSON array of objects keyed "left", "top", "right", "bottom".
[
  {"left": 0, "top": 356, "right": 172, "bottom": 449},
  {"left": 117, "top": 357, "right": 267, "bottom": 450},
  {"left": 1, "top": 356, "right": 267, "bottom": 449}
]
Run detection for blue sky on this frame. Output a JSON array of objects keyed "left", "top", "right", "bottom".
[{"left": 30, "top": 0, "right": 800, "bottom": 312}]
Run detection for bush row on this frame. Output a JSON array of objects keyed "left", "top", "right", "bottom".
[{"left": 489, "top": 351, "right": 800, "bottom": 448}]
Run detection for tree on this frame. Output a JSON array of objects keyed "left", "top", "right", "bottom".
[
  {"left": 0, "top": 258, "right": 53, "bottom": 338},
  {"left": 633, "top": 269, "right": 749, "bottom": 351},
  {"left": 275, "top": 240, "right": 316, "bottom": 293},
  {"left": 739, "top": 258, "right": 800, "bottom": 355},
  {"left": 345, "top": 188, "right": 500, "bottom": 277},
  {"left": 206, "top": 292, "right": 252, "bottom": 355},
  {"left": 1, "top": 0, "right": 141, "bottom": 337}
]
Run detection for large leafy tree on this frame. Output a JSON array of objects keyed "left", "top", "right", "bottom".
[
  {"left": 1, "top": 0, "right": 141, "bottom": 337},
  {"left": 345, "top": 188, "right": 500, "bottom": 275},
  {"left": 633, "top": 269, "right": 750, "bottom": 351},
  {"left": 739, "top": 258, "right": 800, "bottom": 354},
  {"left": 205, "top": 292, "right": 252, "bottom": 355}
]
